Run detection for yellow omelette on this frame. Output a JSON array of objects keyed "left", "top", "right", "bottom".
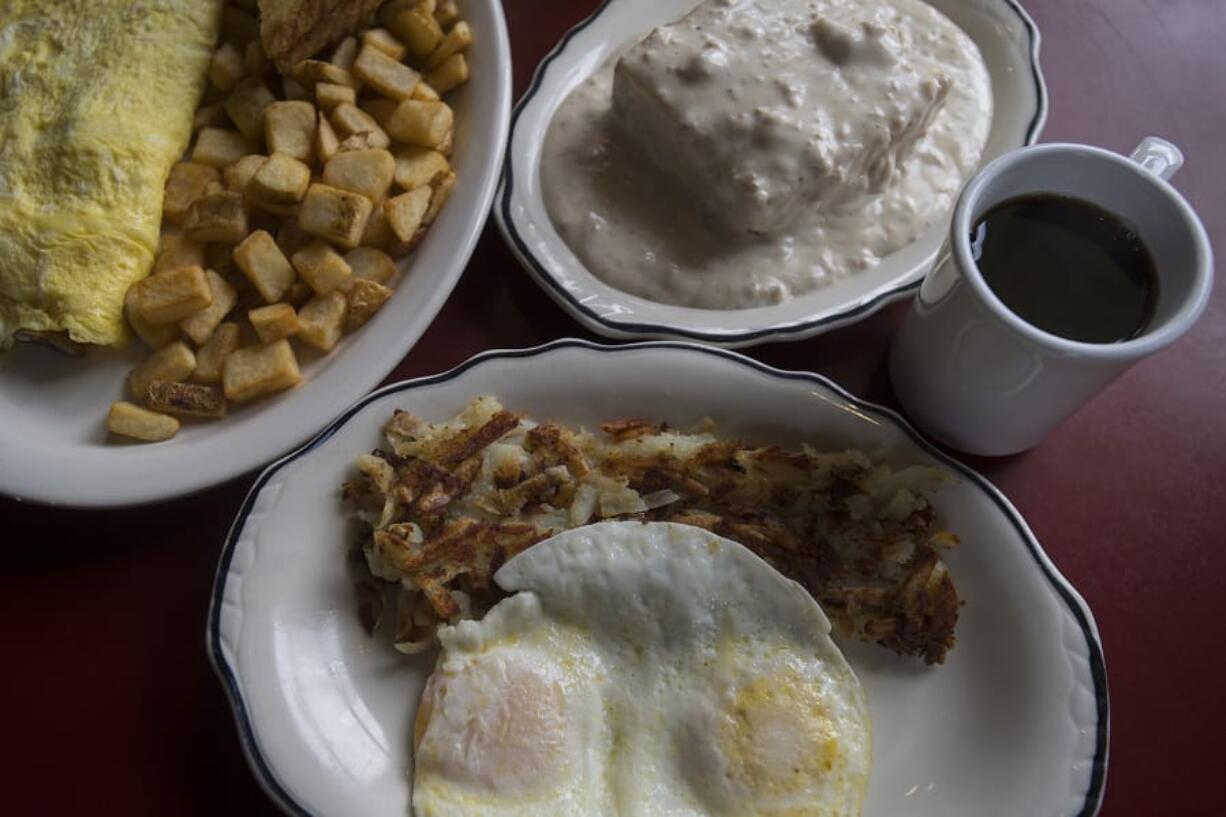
[{"left": 0, "top": 0, "right": 223, "bottom": 348}]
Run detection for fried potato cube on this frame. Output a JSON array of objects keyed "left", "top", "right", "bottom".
[
  {"left": 379, "top": 0, "right": 421, "bottom": 28},
  {"left": 411, "top": 80, "right": 440, "bottom": 102},
  {"left": 316, "top": 113, "right": 341, "bottom": 163},
  {"left": 224, "top": 154, "right": 269, "bottom": 193},
  {"left": 434, "top": 0, "right": 460, "bottom": 29},
  {"left": 330, "top": 36, "right": 359, "bottom": 70},
  {"left": 209, "top": 43, "right": 246, "bottom": 92},
  {"left": 248, "top": 153, "right": 312, "bottom": 205},
  {"left": 245, "top": 39, "right": 270, "bottom": 77},
  {"left": 194, "top": 102, "right": 231, "bottom": 131},
  {"left": 135, "top": 266, "right": 213, "bottom": 325},
  {"left": 234, "top": 230, "right": 297, "bottom": 303},
  {"left": 179, "top": 270, "right": 237, "bottom": 346},
  {"left": 345, "top": 278, "right": 393, "bottom": 330},
  {"left": 193, "top": 128, "right": 258, "bottom": 168},
  {"left": 363, "top": 28, "right": 407, "bottom": 61},
  {"left": 361, "top": 98, "right": 399, "bottom": 131},
  {"left": 125, "top": 288, "right": 178, "bottom": 350},
  {"left": 322, "top": 149, "right": 396, "bottom": 202},
  {"left": 393, "top": 146, "right": 448, "bottom": 190},
  {"left": 224, "top": 78, "right": 276, "bottom": 142},
  {"left": 146, "top": 381, "right": 227, "bottom": 419},
  {"left": 285, "top": 280, "right": 313, "bottom": 307},
  {"left": 223, "top": 340, "right": 302, "bottom": 402},
  {"left": 424, "top": 169, "right": 457, "bottom": 226},
  {"left": 164, "top": 163, "right": 222, "bottom": 224},
  {"left": 291, "top": 240, "right": 353, "bottom": 294},
  {"left": 184, "top": 191, "right": 249, "bottom": 244},
  {"left": 205, "top": 241, "right": 239, "bottom": 278},
  {"left": 360, "top": 205, "right": 395, "bottom": 248},
  {"left": 193, "top": 322, "right": 241, "bottom": 383},
  {"left": 383, "top": 186, "right": 431, "bottom": 243},
  {"left": 345, "top": 247, "right": 397, "bottom": 285},
  {"left": 265, "top": 100, "right": 317, "bottom": 163},
  {"left": 353, "top": 45, "right": 421, "bottom": 101},
  {"left": 130, "top": 341, "right": 197, "bottom": 400},
  {"left": 393, "top": 6, "right": 443, "bottom": 61},
  {"left": 296, "top": 291, "right": 348, "bottom": 351},
  {"left": 437, "top": 126, "right": 454, "bottom": 157},
  {"left": 316, "top": 82, "right": 356, "bottom": 113},
  {"left": 425, "top": 21, "right": 472, "bottom": 70},
  {"left": 426, "top": 53, "right": 468, "bottom": 94},
  {"left": 330, "top": 103, "right": 391, "bottom": 149},
  {"left": 249, "top": 303, "right": 301, "bottom": 343},
  {"left": 386, "top": 100, "right": 453, "bottom": 148},
  {"left": 107, "top": 402, "right": 180, "bottom": 442},
  {"left": 298, "top": 183, "right": 373, "bottom": 249},
  {"left": 154, "top": 232, "right": 207, "bottom": 275},
  {"left": 294, "top": 60, "right": 359, "bottom": 89}
]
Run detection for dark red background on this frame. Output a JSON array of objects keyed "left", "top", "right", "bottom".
[{"left": 2, "top": 1, "right": 1222, "bottom": 814}]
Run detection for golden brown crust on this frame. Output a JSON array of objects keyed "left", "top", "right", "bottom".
[{"left": 259, "top": 0, "right": 385, "bottom": 72}]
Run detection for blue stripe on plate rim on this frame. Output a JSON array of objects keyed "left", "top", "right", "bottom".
[
  {"left": 495, "top": 0, "right": 1049, "bottom": 345},
  {"left": 206, "top": 338, "right": 1107, "bottom": 817}
]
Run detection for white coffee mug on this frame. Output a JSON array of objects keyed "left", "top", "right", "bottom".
[{"left": 890, "top": 138, "right": 1213, "bottom": 456}]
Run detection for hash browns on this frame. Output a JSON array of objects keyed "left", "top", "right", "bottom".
[{"left": 343, "top": 396, "right": 961, "bottom": 663}]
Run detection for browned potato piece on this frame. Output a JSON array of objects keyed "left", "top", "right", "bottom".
[
  {"left": 360, "top": 205, "right": 395, "bottom": 248},
  {"left": 180, "top": 270, "right": 237, "bottom": 346},
  {"left": 245, "top": 40, "right": 270, "bottom": 77},
  {"left": 425, "top": 53, "right": 468, "bottom": 95},
  {"left": 125, "top": 288, "right": 178, "bottom": 350},
  {"left": 294, "top": 60, "right": 359, "bottom": 89},
  {"left": 193, "top": 322, "right": 242, "bottom": 383},
  {"left": 285, "top": 280, "right": 313, "bottom": 307},
  {"left": 209, "top": 43, "right": 246, "bottom": 92},
  {"left": 345, "top": 278, "right": 394, "bottom": 330},
  {"left": 265, "top": 100, "right": 317, "bottom": 163},
  {"left": 277, "top": 220, "right": 314, "bottom": 258},
  {"left": 193, "top": 128, "right": 258, "bottom": 168},
  {"left": 330, "top": 103, "right": 391, "bottom": 149},
  {"left": 316, "top": 113, "right": 341, "bottom": 163},
  {"left": 345, "top": 246, "right": 397, "bottom": 285},
  {"left": 353, "top": 45, "right": 421, "bottom": 101},
  {"left": 393, "top": 146, "right": 448, "bottom": 191},
  {"left": 363, "top": 28, "right": 407, "bottom": 61},
  {"left": 386, "top": 100, "right": 452, "bottom": 148},
  {"left": 154, "top": 232, "right": 207, "bottom": 275},
  {"left": 393, "top": 6, "right": 443, "bottom": 61},
  {"left": 383, "top": 186, "right": 431, "bottom": 243},
  {"left": 146, "top": 381, "right": 227, "bottom": 419},
  {"left": 425, "top": 21, "right": 472, "bottom": 70},
  {"left": 411, "top": 80, "right": 440, "bottom": 102},
  {"left": 360, "top": 98, "right": 399, "bottom": 131},
  {"left": 248, "top": 153, "right": 312, "bottom": 205},
  {"left": 298, "top": 183, "right": 373, "bottom": 249},
  {"left": 135, "top": 266, "right": 213, "bottom": 325},
  {"left": 107, "top": 402, "right": 180, "bottom": 442},
  {"left": 224, "top": 154, "right": 269, "bottom": 193},
  {"left": 164, "top": 163, "right": 222, "bottom": 225},
  {"left": 316, "top": 83, "right": 356, "bottom": 113},
  {"left": 434, "top": 0, "right": 460, "bottom": 29},
  {"left": 296, "top": 291, "right": 348, "bottom": 351},
  {"left": 184, "top": 191, "right": 248, "bottom": 243},
  {"left": 234, "top": 230, "right": 297, "bottom": 303},
  {"left": 322, "top": 149, "right": 395, "bottom": 202},
  {"left": 194, "top": 102, "right": 230, "bottom": 131},
  {"left": 292, "top": 240, "right": 353, "bottom": 294},
  {"left": 378, "top": 0, "right": 419, "bottom": 28},
  {"left": 330, "top": 36, "right": 359, "bottom": 70},
  {"left": 130, "top": 341, "right": 197, "bottom": 400},
  {"left": 424, "top": 169, "right": 457, "bottom": 226},
  {"left": 249, "top": 303, "right": 301, "bottom": 343},
  {"left": 224, "top": 78, "right": 276, "bottom": 141},
  {"left": 223, "top": 340, "right": 302, "bottom": 402}
]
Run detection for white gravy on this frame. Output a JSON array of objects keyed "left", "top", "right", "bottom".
[{"left": 541, "top": 0, "right": 992, "bottom": 310}]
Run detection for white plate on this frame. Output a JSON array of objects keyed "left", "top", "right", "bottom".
[
  {"left": 208, "top": 339, "right": 1107, "bottom": 817},
  {"left": 0, "top": 0, "right": 511, "bottom": 508},
  {"left": 494, "top": 0, "right": 1047, "bottom": 347}
]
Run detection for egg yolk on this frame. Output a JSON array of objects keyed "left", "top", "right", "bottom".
[{"left": 415, "top": 656, "right": 571, "bottom": 795}]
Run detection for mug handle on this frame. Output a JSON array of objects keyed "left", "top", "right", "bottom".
[{"left": 1130, "top": 136, "right": 1184, "bottom": 181}]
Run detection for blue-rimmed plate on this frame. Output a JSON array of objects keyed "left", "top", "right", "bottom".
[
  {"left": 494, "top": 0, "right": 1046, "bottom": 347},
  {"left": 208, "top": 339, "right": 1105, "bottom": 817}
]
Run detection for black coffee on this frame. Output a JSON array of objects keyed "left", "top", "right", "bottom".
[{"left": 969, "top": 194, "right": 1158, "bottom": 343}]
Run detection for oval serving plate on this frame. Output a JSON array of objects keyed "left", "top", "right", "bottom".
[
  {"left": 209, "top": 339, "right": 1106, "bottom": 817},
  {"left": 495, "top": 0, "right": 1047, "bottom": 348},
  {"left": 0, "top": 0, "right": 511, "bottom": 508}
]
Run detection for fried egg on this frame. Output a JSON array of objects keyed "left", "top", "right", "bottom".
[{"left": 412, "top": 521, "right": 872, "bottom": 817}]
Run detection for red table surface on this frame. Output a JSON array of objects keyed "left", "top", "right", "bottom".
[{"left": 2, "top": 1, "right": 1222, "bottom": 814}]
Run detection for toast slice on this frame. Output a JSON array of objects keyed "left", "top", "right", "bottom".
[{"left": 259, "top": 0, "right": 384, "bottom": 72}]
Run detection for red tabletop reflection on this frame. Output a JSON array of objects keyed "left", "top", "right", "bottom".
[{"left": 2, "top": 2, "right": 1222, "bottom": 815}]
